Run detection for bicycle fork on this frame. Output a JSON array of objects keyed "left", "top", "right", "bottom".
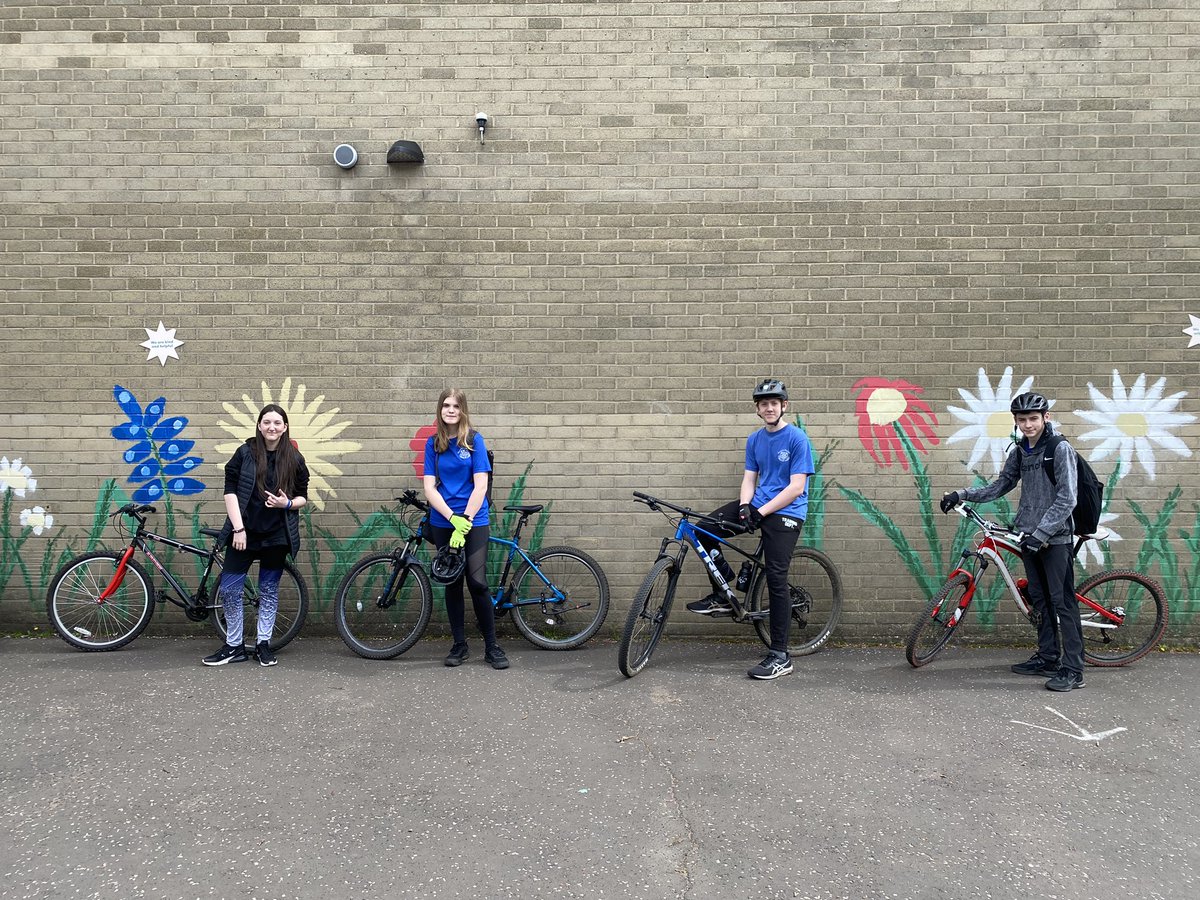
[
  {"left": 940, "top": 551, "right": 984, "bottom": 624},
  {"left": 97, "top": 546, "right": 138, "bottom": 602}
]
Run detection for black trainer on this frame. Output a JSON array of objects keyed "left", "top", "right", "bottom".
[
  {"left": 202, "top": 643, "right": 248, "bottom": 667},
  {"left": 1045, "top": 669, "right": 1086, "bottom": 692},
  {"left": 256, "top": 640, "right": 277, "bottom": 667},
  {"left": 444, "top": 642, "right": 470, "bottom": 667},
  {"left": 485, "top": 646, "right": 510, "bottom": 670},
  {"left": 748, "top": 652, "right": 794, "bottom": 681},
  {"left": 1011, "top": 654, "right": 1059, "bottom": 677},
  {"left": 686, "top": 592, "right": 732, "bottom": 616}
]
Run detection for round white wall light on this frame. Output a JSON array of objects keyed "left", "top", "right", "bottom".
[{"left": 333, "top": 144, "right": 359, "bottom": 170}]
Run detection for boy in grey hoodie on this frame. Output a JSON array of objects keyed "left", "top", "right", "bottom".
[{"left": 940, "top": 392, "right": 1084, "bottom": 692}]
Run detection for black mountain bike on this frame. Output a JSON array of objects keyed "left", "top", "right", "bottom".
[
  {"left": 618, "top": 492, "right": 843, "bottom": 677},
  {"left": 47, "top": 503, "right": 309, "bottom": 652}
]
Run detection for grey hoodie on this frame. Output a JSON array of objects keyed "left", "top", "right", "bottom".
[{"left": 960, "top": 422, "right": 1078, "bottom": 545}]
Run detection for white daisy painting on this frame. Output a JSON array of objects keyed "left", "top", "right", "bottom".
[
  {"left": 19, "top": 506, "right": 53, "bottom": 536},
  {"left": 0, "top": 457, "right": 37, "bottom": 498},
  {"left": 1072, "top": 371, "right": 1195, "bottom": 480},
  {"left": 1078, "top": 511, "right": 1122, "bottom": 570},
  {"left": 945, "top": 367, "right": 1045, "bottom": 476}
]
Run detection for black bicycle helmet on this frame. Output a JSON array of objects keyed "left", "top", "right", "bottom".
[
  {"left": 1010, "top": 392, "right": 1050, "bottom": 414},
  {"left": 752, "top": 379, "right": 788, "bottom": 402},
  {"left": 430, "top": 546, "right": 466, "bottom": 585}
]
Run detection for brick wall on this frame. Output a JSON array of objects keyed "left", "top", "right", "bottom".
[{"left": 2, "top": 2, "right": 1198, "bottom": 646}]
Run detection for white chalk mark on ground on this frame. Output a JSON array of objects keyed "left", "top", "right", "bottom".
[{"left": 1010, "top": 705, "right": 1128, "bottom": 742}]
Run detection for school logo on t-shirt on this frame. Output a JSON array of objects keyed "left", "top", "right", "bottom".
[
  {"left": 457, "top": 447, "right": 471, "bottom": 460},
  {"left": 777, "top": 449, "right": 791, "bottom": 462}
]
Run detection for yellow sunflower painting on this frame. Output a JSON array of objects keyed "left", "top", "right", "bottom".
[{"left": 215, "top": 378, "right": 361, "bottom": 511}]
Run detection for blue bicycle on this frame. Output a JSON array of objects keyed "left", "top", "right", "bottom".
[
  {"left": 334, "top": 490, "right": 609, "bottom": 658},
  {"left": 618, "top": 492, "right": 843, "bottom": 677}
]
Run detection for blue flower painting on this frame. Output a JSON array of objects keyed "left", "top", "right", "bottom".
[{"left": 111, "top": 385, "right": 205, "bottom": 503}]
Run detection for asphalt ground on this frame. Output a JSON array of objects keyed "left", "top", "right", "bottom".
[{"left": 1, "top": 636, "right": 1196, "bottom": 900}]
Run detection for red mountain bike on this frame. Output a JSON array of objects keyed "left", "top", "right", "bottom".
[{"left": 906, "top": 504, "right": 1167, "bottom": 668}]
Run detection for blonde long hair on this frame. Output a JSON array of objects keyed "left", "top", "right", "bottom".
[{"left": 434, "top": 388, "right": 475, "bottom": 454}]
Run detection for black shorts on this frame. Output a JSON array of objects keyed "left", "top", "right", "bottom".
[{"left": 222, "top": 543, "right": 289, "bottom": 575}]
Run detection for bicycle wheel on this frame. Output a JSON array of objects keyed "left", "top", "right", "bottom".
[
  {"left": 509, "top": 546, "right": 610, "bottom": 650},
  {"left": 212, "top": 559, "right": 309, "bottom": 651},
  {"left": 47, "top": 552, "right": 155, "bottom": 651},
  {"left": 905, "top": 573, "right": 972, "bottom": 668},
  {"left": 334, "top": 554, "right": 433, "bottom": 659},
  {"left": 617, "top": 557, "right": 678, "bottom": 678},
  {"left": 1077, "top": 568, "right": 1168, "bottom": 666},
  {"left": 747, "top": 546, "right": 843, "bottom": 657}
]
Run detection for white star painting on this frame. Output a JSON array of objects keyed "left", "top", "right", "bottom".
[
  {"left": 140, "top": 321, "right": 183, "bottom": 366},
  {"left": 1185, "top": 314, "right": 1200, "bottom": 348}
]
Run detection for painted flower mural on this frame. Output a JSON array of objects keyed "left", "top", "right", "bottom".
[
  {"left": 410, "top": 424, "right": 437, "bottom": 477},
  {"left": 1, "top": 456, "right": 48, "bottom": 599},
  {"left": 111, "top": 385, "right": 206, "bottom": 504},
  {"left": 216, "top": 378, "right": 361, "bottom": 511},
  {"left": 19, "top": 506, "right": 54, "bottom": 536},
  {"left": 1072, "top": 371, "right": 1195, "bottom": 480},
  {"left": 945, "top": 366, "right": 1043, "bottom": 477},
  {"left": 852, "top": 377, "right": 939, "bottom": 470},
  {"left": 0, "top": 457, "right": 37, "bottom": 497},
  {"left": 1078, "top": 511, "right": 1122, "bottom": 570}
]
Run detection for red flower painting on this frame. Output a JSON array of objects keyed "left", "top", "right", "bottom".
[
  {"left": 852, "top": 377, "right": 939, "bottom": 469},
  {"left": 409, "top": 424, "right": 437, "bottom": 477}
]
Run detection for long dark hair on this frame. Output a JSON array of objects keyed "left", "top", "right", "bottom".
[{"left": 251, "top": 404, "right": 301, "bottom": 497}]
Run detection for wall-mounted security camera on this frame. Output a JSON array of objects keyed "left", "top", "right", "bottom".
[
  {"left": 333, "top": 144, "right": 358, "bottom": 170},
  {"left": 475, "top": 112, "right": 488, "bottom": 145}
]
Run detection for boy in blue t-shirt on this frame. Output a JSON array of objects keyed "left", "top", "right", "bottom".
[{"left": 687, "top": 379, "right": 815, "bottom": 680}]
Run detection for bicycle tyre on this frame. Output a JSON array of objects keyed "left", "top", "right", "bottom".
[
  {"left": 905, "top": 573, "right": 972, "bottom": 668},
  {"left": 333, "top": 554, "right": 433, "bottom": 659},
  {"left": 747, "top": 545, "right": 843, "bottom": 657},
  {"left": 212, "top": 559, "right": 309, "bottom": 651},
  {"left": 1077, "top": 568, "right": 1168, "bottom": 667},
  {"left": 47, "top": 552, "right": 155, "bottom": 651},
  {"left": 510, "top": 546, "right": 610, "bottom": 650},
  {"left": 617, "top": 557, "right": 678, "bottom": 678}
]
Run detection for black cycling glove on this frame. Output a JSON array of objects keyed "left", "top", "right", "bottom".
[{"left": 939, "top": 491, "right": 962, "bottom": 514}]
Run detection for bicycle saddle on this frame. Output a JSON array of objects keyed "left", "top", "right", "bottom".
[{"left": 504, "top": 504, "right": 543, "bottom": 515}]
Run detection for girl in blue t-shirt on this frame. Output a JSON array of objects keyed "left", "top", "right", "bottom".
[{"left": 422, "top": 388, "right": 508, "bottom": 670}]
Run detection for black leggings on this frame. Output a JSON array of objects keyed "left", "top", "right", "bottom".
[
  {"left": 697, "top": 500, "right": 804, "bottom": 654},
  {"left": 429, "top": 524, "right": 496, "bottom": 648}
]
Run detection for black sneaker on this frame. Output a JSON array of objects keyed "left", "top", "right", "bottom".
[
  {"left": 686, "top": 592, "right": 732, "bottom": 615},
  {"left": 1045, "top": 669, "right": 1086, "bottom": 692},
  {"left": 444, "top": 642, "right": 470, "bottom": 667},
  {"left": 748, "top": 652, "right": 794, "bottom": 681},
  {"left": 1011, "top": 654, "right": 1059, "bottom": 677},
  {"left": 202, "top": 643, "right": 248, "bottom": 667},
  {"left": 256, "top": 640, "right": 277, "bottom": 668},
  {"left": 485, "top": 646, "right": 510, "bottom": 670}
]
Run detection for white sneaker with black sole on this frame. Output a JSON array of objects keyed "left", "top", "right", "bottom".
[{"left": 748, "top": 652, "right": 793, "bottom": 680}]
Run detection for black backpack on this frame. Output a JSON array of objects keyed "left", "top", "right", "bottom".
[
  {"left": 433, "top": 429, "right": 495, "bottom": 507},
  {"left": 1042, "top": 433, "right": 1103, "bottom": 536}
]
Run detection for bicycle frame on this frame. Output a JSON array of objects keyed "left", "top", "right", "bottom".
[
  {"left": 393, "top": 491, "right": 560, "bottom": 613},
  {"left": 102, "top": 507, "right": 222, "bottom": 614},
  {"left": 946, "top": 506, "right": 1124, "bottom": 630},
  {"left": 638, "top": 494, "right": 767, "bottom": 622}
]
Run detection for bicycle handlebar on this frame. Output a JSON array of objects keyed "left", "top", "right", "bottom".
[
  {"left": 633, "top": 492, "right": 749, "bottom": 534},
  {"left": 394, "top": 489, "right": 429, "bottom": 512},
  {"left": 954, "top": 503, "right": 1025, "bottom": 541},
  {"left": 110, "top": 503, "right": 156, "bottom": 520}
]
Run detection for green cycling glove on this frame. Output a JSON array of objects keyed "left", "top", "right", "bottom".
[{"left": 449, "top": 514, "right": 472, "bottom": 549}]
